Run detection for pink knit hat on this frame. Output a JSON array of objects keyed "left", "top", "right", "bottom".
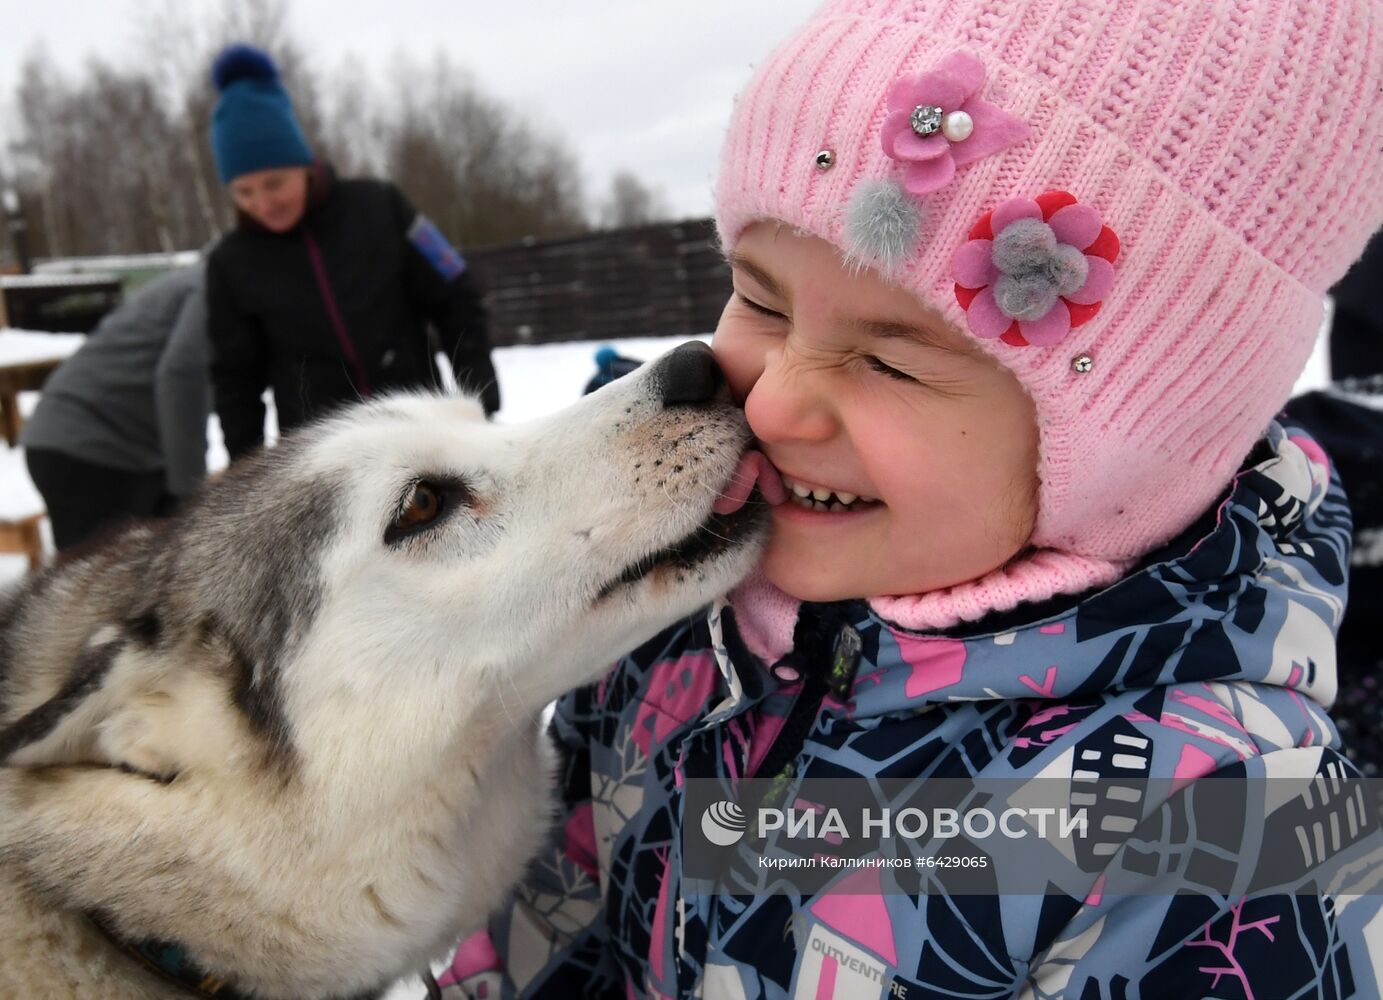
[{"left": 716, "top": 0, "right": 1383, "bottom": 626}]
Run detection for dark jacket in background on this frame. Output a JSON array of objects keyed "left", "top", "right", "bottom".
[
  {"left": 1283, "top": 379, "right": 1383, "bottom": 786},
  {"left": 21, "top": 263, "right": 209, "bottom": 498},
  {"left": 207, "top": 170, "right": 499, "bottom": 459},
  {"left": 1329, "top": 229, "right": 1383, "bottom": 380}
]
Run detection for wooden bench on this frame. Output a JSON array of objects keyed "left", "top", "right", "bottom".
[
  {"left": 0, "top": 333, "right": 85, "bottom": 575},
  {"left": 0, "top": 511, "right": 44, "bottom": 572},
  {"left": 0, "top": 329, "right": 85, "bottom": 448},
  {"left": 0, "top": 442, "right": 49, "bottom": 573},
  {"left": 0, "top": 276, "right": 123, "bottom": 576},
  {"left": 0, "top": 356, "right": 68, "bottom": 447}
]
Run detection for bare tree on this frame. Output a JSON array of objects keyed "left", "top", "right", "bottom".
[
  {"left": 135, "top": 0, "right": 231, "bottom": 243},
  {"left": 382, "top": 53, "right": 587, "bottom": 246},
  {"left": 8, "top": 52, "right": 201, "bottom": 256},
  {"left": 316, "top": 55, "right": 386, "bottom": 177},
  {"left": 597, "top": 171, "right": 669, "bottom": 230},
  {"left": 5, "top": 1, "right": 591, "bottom": 256},
  {"left": 10, "top": 52, "right": 66, "bottom": 258}
]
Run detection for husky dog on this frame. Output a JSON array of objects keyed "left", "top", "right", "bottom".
[{"left": 0, "top": 342, "right": 769, "bottom": 999}]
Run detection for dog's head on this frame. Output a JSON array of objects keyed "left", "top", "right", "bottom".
[
  {"left": 272, "top": 340, "right": 767, "bottom": 727},
  {"left": 8, "top": 340, "right": 767, "bottom": 769},
  {"left": 0, "top": 342, "right": 767, "bottom": 997}
]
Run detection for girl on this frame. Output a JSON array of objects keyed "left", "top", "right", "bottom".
[{"left": 441, "top": 0, "right": 1383, "bottom": 996}]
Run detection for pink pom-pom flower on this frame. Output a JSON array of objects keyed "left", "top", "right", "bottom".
[
  {"left": 880, "top": 51, "right": 1032, "bottom": 196},
  {"left": 951, "top": 191, "right": 1120, "bottom": 348}
]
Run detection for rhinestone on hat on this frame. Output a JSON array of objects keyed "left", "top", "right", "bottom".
[
  {"left": 1072, "top": 354, "right": 1094, "bottom": 374},
  {"left": 910, "top": 104, "right": 943, "bottom": 136},
  {"left": 814, "top": 149, "right": 835, "bottom": 170}
]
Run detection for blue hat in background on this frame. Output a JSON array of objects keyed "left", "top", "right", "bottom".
[{"left": 209, "top": 44, "right": 313, "bottom": 184}]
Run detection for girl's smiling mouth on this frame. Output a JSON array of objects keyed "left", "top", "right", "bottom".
[
  {"left": 778, "top": 473, "right": 883, "bottom": 514},
  {"left": 709, "top": 452, "right": 883, "bottom": 518}
]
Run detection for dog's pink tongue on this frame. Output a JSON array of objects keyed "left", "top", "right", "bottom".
[{"left": 714, "top": 450, "right": 787, "bottom": 515}]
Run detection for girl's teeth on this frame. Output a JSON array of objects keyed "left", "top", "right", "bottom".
[{"left": 780, "top": 475, "right": 880, "bottom": 511}]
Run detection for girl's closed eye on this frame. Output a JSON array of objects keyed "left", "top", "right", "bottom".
[
  {"left": 735, "top": 291, "right": 786, "bottom": 320},
  {"left": 864, "top": 355, "right": 918, "bottom": 383}
]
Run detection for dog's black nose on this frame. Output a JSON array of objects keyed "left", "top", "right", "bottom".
[{"left": 657, "top": 341, "right": 724, "bottom": 406}]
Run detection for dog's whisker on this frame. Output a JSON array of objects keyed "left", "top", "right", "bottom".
[
  {"left": 492, "top": 663, "right": 527, "bottom": 733},
  {"left": 656, "top": 480, "right": 698, "bottom": 522},
  {"left": 697, "top": 526, "right": 738, "bottom": 546}
]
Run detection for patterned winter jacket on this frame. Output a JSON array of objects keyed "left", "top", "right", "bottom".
[{"left": 441, "top": 423, "right": 1383, "bottom": 999}]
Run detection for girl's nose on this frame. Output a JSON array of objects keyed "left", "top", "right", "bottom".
[{"left": 742, "top": 346, "right": 836, "bottom": 444}]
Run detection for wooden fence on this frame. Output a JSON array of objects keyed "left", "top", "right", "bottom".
[
  {"left": 6, "top": 221, "right": 732, "bottom": 347},
  {"left": 465, "top": 218, "right": 730, "bottom": 347}
]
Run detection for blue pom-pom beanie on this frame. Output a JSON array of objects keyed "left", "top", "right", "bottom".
[{"left": 209, "top": 44, "right": 313, "bottom": 184}]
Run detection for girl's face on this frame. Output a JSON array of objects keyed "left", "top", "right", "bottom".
[
  {"left": 228, "top": 167, "right": 310, "bottom": 233},
  {"left": 713, "top": 222, "right": 1040, "bottom": 602}
]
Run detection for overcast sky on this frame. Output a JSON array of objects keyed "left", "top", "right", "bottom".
[{"left": 0, "top": 0, "right": 822, "bottom": 220}]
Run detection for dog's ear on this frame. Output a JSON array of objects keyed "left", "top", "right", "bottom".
[
  {"left": 1, "top": 629, "right": 246, "bottom": 782},
  {"left": 0, "top": 632, "right": 127, "bottom": 771}
]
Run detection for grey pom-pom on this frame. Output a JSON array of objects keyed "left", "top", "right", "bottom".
[
  {"left": 991, "top": 218, "right": 1057, "bottom": 274},
  {"left": 991, "top": 218, "right": 1089, "bottom": 318},
  {"left": 843, "top": 180, "right": 924, "bottom": 277},
  {"left": 1049, "top": 244, "right": 1090, "bottom": 296},
  {"left": 994, "top": 273, "right": 1059, "bottom": 320}
]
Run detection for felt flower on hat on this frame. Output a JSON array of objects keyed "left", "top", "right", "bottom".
[
  {"left": 880, "top": 50, "right": 1032, "bottom": 196},
  {"left": 951, "top": 191, "right": 1119, "bottom": 347}
]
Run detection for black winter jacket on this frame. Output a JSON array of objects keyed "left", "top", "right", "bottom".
[{"left": 207, "top": 169, "right": 499, "bottom": 458}]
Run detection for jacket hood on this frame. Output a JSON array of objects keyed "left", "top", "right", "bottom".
[{"left": 721, "top": 421, "right": 1347, "bottom": 721}]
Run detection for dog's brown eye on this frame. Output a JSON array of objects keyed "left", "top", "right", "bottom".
[
  {"left": 385, "top": 476, "right": 472, "bottom": 546},
  {"left": 396, "top": 483, "right": 442, "bottom": 531}
]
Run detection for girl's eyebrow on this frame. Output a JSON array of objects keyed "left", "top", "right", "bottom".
[
  {"left": 726, "top": 253, "right": 785, "bottom": 299},
  {"left": 728, "top": 250, "right": 969, "bottom": 355},
  {"left": 847, "top": 317, "right": 969, "bottom": 356}
]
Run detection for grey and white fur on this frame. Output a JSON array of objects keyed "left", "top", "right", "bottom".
[{"left": 0, "top": 342, "right": 766, "bottom": 999}]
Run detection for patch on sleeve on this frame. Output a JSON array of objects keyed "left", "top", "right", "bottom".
[{"left": 408, "top": 215, "right": 468, "bottom": 281}]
